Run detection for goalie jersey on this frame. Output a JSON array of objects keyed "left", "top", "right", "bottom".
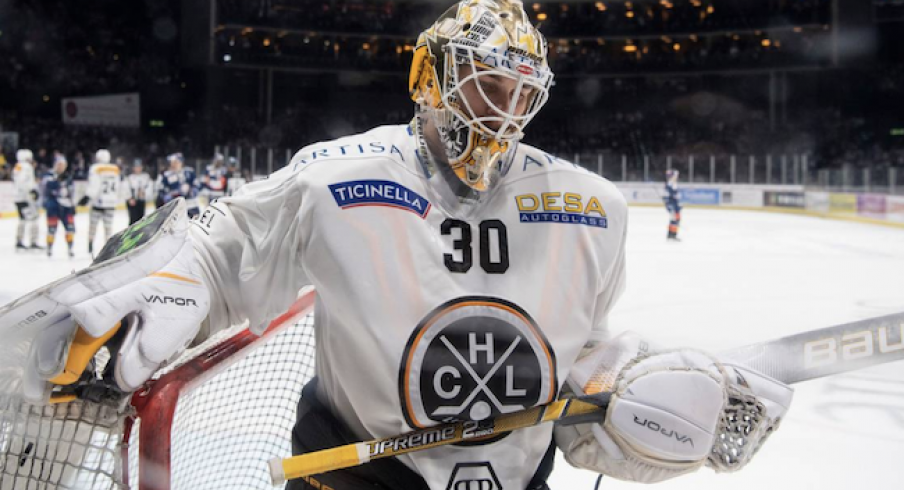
[{"left": 190, "top": 125, "right": 628, "bottom": 490}]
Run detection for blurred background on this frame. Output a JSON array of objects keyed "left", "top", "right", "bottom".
[{"left": 0, "top": 0, "right": 902, "bottom": 190}]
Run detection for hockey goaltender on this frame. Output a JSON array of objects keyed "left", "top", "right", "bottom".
[{"left": 0, "top": 1, "right": 792, "bottom": 489}]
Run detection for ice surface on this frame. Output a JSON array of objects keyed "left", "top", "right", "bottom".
[{"left": 1, "top": 206, "right": 902, "bottom": 489}]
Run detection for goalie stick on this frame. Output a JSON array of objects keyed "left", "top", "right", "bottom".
[{"left": 269, "top": 310, "right": 904, "bottom": 485}]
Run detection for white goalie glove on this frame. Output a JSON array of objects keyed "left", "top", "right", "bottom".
[
  {"left": 554, "top": 332, "right": 794, "bottom": 483},
  {"left": 16, "top": 200, "right": 211, "bottom": 404}
]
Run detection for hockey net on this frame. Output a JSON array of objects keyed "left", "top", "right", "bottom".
[{"left": 1, "top": 289, "right": 317, "bottom": 490}]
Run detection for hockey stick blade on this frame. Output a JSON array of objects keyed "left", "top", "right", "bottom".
[{"left": 269, "top": 311, "right": 904, "bottom": 484}]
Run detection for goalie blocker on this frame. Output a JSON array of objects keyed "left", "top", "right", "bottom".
[{"left": 555, "top": 333, "right": 793, "bottom": 483}]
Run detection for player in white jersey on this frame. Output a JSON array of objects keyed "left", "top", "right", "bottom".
[
  {"left": 225, "top": 158, "right": 247, "bottom": 196},
  {"left": 125, "top": 160, "right": 153, "bottom": 225},
  {"left": 83, "top": 149, "right": 121, "bottom": 255},
  {"left": 12, "top": 2, "right": 792, "bottom": 489},
  {"left": 12, "top": 149, "right": 42, "bottom": 251}
]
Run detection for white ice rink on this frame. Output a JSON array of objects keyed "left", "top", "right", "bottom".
[{"left": 1, "top": 206, "right": 903, "bottom": 489}]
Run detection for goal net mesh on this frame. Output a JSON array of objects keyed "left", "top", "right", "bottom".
[{"left": 1, "top": 297, "right": 316, "bottom": 490}]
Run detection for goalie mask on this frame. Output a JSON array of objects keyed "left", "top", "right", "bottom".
[{"left": 409, "top": 0, "right": 553, "bottom": 194}]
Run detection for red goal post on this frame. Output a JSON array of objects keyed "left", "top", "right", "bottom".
[{"left": 0, "top": 288, "right": 317, "bottom": 490}]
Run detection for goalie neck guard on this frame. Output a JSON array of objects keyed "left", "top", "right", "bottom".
[{"left": 409, "top": 0, "right": 553, "bottom": 196}]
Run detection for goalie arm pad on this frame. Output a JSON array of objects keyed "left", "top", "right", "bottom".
[
  {"left": 554, "top": 333, "right": 793, "bottom": 483},
  {"left": 189, "top": 162, "right": 312, "bottom": 340}
]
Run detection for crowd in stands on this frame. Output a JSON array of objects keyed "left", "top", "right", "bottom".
[
  {"left": 0, "top": 0, "right": 182, "bottom": 109},
  {"left": 215, "top": 0, "right": 830, "bottom": 38},
  {"left": 216, "top": 25, "right": 830, "bottom": 75},
  {"left": 1, "top": 0, "right": 901, "bottom": 184},
  {"left": 536, "top": 0, "right": 830, "bottom": 37}
]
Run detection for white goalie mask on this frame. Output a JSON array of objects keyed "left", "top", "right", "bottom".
[{"left": 410, "top": 0, "right": 553, "bottom": 195}]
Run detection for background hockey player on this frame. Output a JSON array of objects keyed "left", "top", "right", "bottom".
[
  {"left": 41, "top": 155, "right": 76, "bottom": 257},
  {"left": 664, "top": 168, "right": 682, "bottom": 241},
  {"left": 81, "top": 149, "right": 121, "bottom": 255},
  {"left": 9, "top": 2, "right": 791, "bottom": 490},
  {"left": 12, "top": 148, "right": 42, "bottom": 251},
  {"left": 157, "top": 152, "right": 200, "bottom": 217},
  {"left": 125, "top": 159, "right": 153, "bottom": 225},
  {"left": 225, "top": 157, "right": 247, "bottom": 196},
  {"left": 201, "top": 153, "right": 229, "bottom": 204}
]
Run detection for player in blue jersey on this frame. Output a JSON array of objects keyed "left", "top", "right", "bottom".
[
  {"left": 664, "top": 169, "right": 682, "bottom": 241},
  {"left": 41, "top": 156, "right": 76, "bottom": 257},
  {"left": 201, "top": 153, "right": 229, "bottom": 204},
  {"left": 156, "top": 152, "right": 200, "bottom": 218}
]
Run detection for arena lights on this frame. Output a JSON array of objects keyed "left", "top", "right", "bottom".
[
  {"left": 595, "top": 2, "right": 607, "bottom": 11},
  {"left": 673, "top": 43, "right": 681, "bottom": 51},
  {"left": 537, "top": 12, "right": 548, "bottom": 20},
  {"left": 532, "top": 3, "right": 540, "bottom": 12},
  {"left": 263, "top": 38, "right": 271, "bottom": 47},
  {"left": 626, "top": 11, "right": 635, "bottom": 18},
  {"left": 624, "top": 45, "right": 637, "bottom": 53},
  {"left": 762, "top": 39, "right": 771, "bottom": 47}
]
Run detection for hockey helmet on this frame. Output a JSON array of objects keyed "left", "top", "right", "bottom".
[
  {"left": 409, "top": 0, "right": 553, "bottom": 191},
  {"left": 666, "top": 169, "right": 679, "bottom": 182},
  {"left": 16, "top": 149, "right": 33, "bottom": 163},
  {"left": 53, "top": 155, "right": 68, "bottom": 172},
  {"left": 95, "top": 149, "right": 112, "bottom": 164}
]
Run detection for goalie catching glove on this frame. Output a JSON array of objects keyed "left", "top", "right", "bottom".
[
  {"left": 17, "top": 199, "right": 210, "bottom": 404},
  {"left": 555, "top": 332, "right": 793, "bottom": 483}
]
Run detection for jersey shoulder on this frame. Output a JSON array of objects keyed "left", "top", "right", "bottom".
[
  {"left": 287, "top": 125, "right": 412, "bottom": 176},
  {"left": 90, "top": 163, "right": 120, "bottom": 176},
  {"left": 504, "top": 143, "right": 625, "bottom": 205}
]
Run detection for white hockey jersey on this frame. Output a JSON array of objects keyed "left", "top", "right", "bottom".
[
  {"left": 86, "top": 163, "right": 121, "bottom": 209},
  {"left": 125, "top": 172, "right": 154, "bottom": 201},
  {"left": 13, "top": 161, "right": 38, "bottom": 203},
  {"left": 190, "top": 125, "right": 628, "bottom": 490}
]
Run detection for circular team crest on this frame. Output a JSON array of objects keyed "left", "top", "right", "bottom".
[{"left": 399, "top": 296, "right": 557, "bottom": 435}]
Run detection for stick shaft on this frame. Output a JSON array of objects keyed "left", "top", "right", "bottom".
[
  {"left": 270, "top": 394, "right": 609, "bottom": 483},
  {"left": 720, "top": 312, "right": 904, "bottom": 383},
  {"left": 270, "top": 311, "right": 904, "bottom": 483}
]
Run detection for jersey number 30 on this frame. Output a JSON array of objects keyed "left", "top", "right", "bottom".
[{"left": 441, "top": 219, "right": 509, "bottom": 274}]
